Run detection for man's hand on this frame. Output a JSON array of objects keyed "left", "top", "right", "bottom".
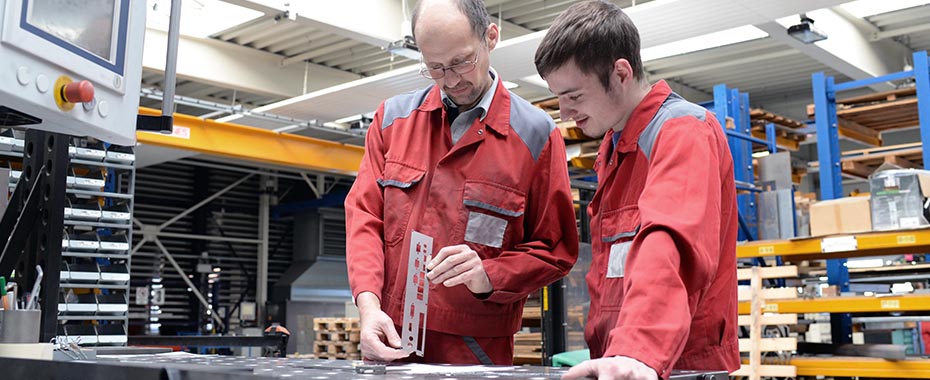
[
  {"left": 562, "top": 356, "right": 658, "bottom": 380},
  {"left": 426, "top": 244, "right": 492, "bottom": 294},
  {"left": 356, "top": 292, "right": 409, "bottom": 362}
]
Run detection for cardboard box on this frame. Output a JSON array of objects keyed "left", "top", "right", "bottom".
[
  {"left": 810, "top": 196, "right": 872, "bottom": 236},
  {"left": 869, "top": 170, "right": 930, "bottom": 230}
]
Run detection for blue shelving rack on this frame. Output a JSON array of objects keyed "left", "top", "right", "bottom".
[
  {"left": 811, "top": 50, "right": 930, "bottom": 344},
  {"left": 703, "top": 84, "right": 778, "bottom": 242}
]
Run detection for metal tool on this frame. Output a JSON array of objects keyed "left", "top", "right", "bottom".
[
  {"left": 25, "top": 265, "right": 43, "bottom": 310},
  {"left": 353, "top": 363, "right": 386, "bottom": 375},
  {"left": 401, "top": 231, "right": 431, "bottom": 356}
]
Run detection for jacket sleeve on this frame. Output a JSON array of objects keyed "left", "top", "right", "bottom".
[
  {"left": 344, "top": 104, "right": 388, "bottom": 302},
  {"left": 603, "top": 116, "right": 727, "bottom": 378},
  {"left": 482, "top": 127, "right": 580, "bottom": 304}
]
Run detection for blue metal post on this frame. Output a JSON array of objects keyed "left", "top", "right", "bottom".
[
  {"left": 716, "top": 84, "right": 757, "bottom": 241},
  {"left": 713, "top": 84, "right": 729, "bottom": 129},
  {"left": 715, "top": 85, "right": 741, "bottom": 240},
  {"left": 765, "top": 123, "right": 777, "bottom": 153},
  {"left": 906, "top": 50, "right": 930, "bottom": 267},
  {"left": 813, "top": 71, "right": 851, "bottom": 344},
  {"left": 736, "top": 90, "right": 757, "bottom": 241},
  {"left": 813, "top": 72, "right": 842, "bottom": 200},
  {"left": 915, "top": 51, "right": 930, "bottom": 167}
]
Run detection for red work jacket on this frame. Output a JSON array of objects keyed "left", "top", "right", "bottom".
[
  {"left": 345, "top": 78, "right": 578, "bottom": 338},
  {"left": 586, "top": 81, "right": 740, "bottom": 378}
]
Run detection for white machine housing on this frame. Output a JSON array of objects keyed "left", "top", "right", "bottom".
[{"left": 0, "top": 0, "right": 145, "bottom": 145}]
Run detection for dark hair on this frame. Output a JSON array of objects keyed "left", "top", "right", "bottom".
[
  {"left": 535, "top": 0, "right": 645, "bottom": 89},
  {"left": 411, "top": 0, "right": 489, "bottom": 42}
]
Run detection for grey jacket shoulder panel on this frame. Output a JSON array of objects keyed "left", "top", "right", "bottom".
[
  {"left": 638, "top": 92, "right": 707, "bottom": 161},
  {"left": 509, "top": 91, "right": 556, "bottom": 161},
  {"left": 381, "top": 85, "right": 434, "bottom": 130}
]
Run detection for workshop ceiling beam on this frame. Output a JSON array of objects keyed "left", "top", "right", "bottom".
[
  {"left": 143, "top": 29, "right": 362, "bottom": 98},
  {"left": 756, "top": 8, "right": 913, "bottom": 92},
  {"left": 219, "top": 0, "right": 854, "bottom": 127},
  {"left": 230, "top": 0, "right": 408, "bottom": 48}
]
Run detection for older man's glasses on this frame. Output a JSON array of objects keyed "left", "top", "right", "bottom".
[{"left": 419, "top": 50, "right": 480, "bottom": 79}]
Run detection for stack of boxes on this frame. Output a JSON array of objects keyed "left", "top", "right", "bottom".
[{"left": 809, "top": 168, "right": 930, "bottom": 236}]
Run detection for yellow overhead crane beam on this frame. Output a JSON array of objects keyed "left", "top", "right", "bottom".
[{"left": 136, "top": 107, "right": 364, "bottom": 176}]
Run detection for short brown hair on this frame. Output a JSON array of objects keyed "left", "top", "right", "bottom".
[{"left": 535, "top": 0, "right": 645, "bottom": 89}]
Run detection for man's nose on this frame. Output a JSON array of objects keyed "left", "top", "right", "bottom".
[{"left": 443, "top": 74, "right": 461, "bottom": 89}]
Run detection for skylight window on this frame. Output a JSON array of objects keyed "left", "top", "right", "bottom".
[{"left": 146, "top": 0, "right": 264, "bottom": 38}]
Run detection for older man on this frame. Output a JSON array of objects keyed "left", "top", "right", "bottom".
[{"left": 345, "top": 0, "right": 578, "bottom": 365}]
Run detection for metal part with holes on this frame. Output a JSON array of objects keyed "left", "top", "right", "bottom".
[{"left": 402, "top": 231, "right": 431, "bottom": 356}]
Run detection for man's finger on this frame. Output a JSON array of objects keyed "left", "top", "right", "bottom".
[
  {"left": 440, "top": 263, "right": 476, "bottom": 287},
  {"left": 382, "top": 321, "right": 402, "bottom": 348},
  {"left": 562, "top": 361, "right": 595, "bottom": 380},
  {"left": 428, "top": 245, "right": 467, "bottom": 270},
  {"left": 428, "top": 252, "right": 469, "bottom": 282},
  {"left": 427, "top": 249, "right": 450, "bottom": 271}
]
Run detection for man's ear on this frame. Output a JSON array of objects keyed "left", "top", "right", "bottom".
[
  {"left": 613, "top": 58, "right": 634, "bottom": 85},
  {"left": 486, "top": 23, "right": 500, "bottom": 51}
]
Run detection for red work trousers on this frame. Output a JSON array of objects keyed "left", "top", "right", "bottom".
[{"left": 393, "top": 326, "right": 514, "bottom": 365}]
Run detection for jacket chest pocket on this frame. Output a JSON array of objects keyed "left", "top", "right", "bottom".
[
  {"left": 598, "top": 205, "right": 640, "bottom": 309},
  {"left": 378, "top": 161, "right": 426, "bottom": 247},
  {"left": 461, "top": 180, "right": 526, "bottom": 251}
]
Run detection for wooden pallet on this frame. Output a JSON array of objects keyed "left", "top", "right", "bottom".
[
  {"left": 514, "top": 331, "right": 542, "bottom": 365},
  {"left": 313, "top": 352, "right": 360, "bottom": 360},
  {"left": 750, "top": 108, "right": 807, "bottom": 130},
  {"left": 809, "top": 142, "right": 923, "bottom": 179},
  {"left": 749, "top": 108, "right": 808, "bottom": 151},
  {"left": 315, "top": 330, "right": 360, "bottom": 343},
  {"left": 313, "top": 317, "right": 360, "bottom": 332},
  {"left": 807, "top": 87, "right": 920, "bottom": 146},
  {"left": 314, "top": 341, "right": 360, "bottom": 355}
]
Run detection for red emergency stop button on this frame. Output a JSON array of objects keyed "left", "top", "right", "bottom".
[{"left": 62, "top": 80, "right": 95, "bottom": 103}]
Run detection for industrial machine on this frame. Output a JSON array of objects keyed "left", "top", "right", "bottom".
[
  {"left": 0, "top": 0, "right": 144, "bottom": 144},
  {"left": 0, "top": 0, "right": 146, "bottom": 344}
]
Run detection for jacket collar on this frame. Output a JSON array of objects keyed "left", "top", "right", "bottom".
[
  {"left": 611, "top": 80, "right": 672, "bottom": 153},
  {"left": 420, "top": 72, "right": 511, "bottom": 137},
  {"left": 441, "top": 68, "right": 500, "bottom": 123}
]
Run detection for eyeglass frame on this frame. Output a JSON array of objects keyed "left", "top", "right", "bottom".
[{"left": 419, "top": 48, "right": 482, "bottom": 80}]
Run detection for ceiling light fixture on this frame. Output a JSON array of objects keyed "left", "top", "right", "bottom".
[
  {"left": 787, "top": 14, "right": 827, "bottom": 44},
  {"left": 385, "top": 36, "right": 421, "bottom": 60}
]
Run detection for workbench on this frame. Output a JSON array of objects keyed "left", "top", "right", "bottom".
[{"left": 0, "top": 353, "right": 727, "bottom": 380}]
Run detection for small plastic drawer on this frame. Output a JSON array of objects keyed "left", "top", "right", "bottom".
[
  {"left": 99, "top": 263, "right": 130, "bottom": 282},
  {"left": 100, "top": 202, "right": 131, "bottom": 223},
  {"left": 97, "top": 294, "right": 128, "bottom": 313},
  {"left": 98, "top": 234, "right": 129, "bottom": 252},
  {"left": 66, "top": 199, "right": 102, "bottom": 221},
  {"left": 72, "top": 139, "right": 106, "bottom": 161},
  {"left": 105, "top": 145, "right": 135, "bottom": 164},
  {"left": 67, "top": 232, "right": 100, "bottom": 252},
  {"left": 66, "top": 263, "right": 100, "bottom": 282}
]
